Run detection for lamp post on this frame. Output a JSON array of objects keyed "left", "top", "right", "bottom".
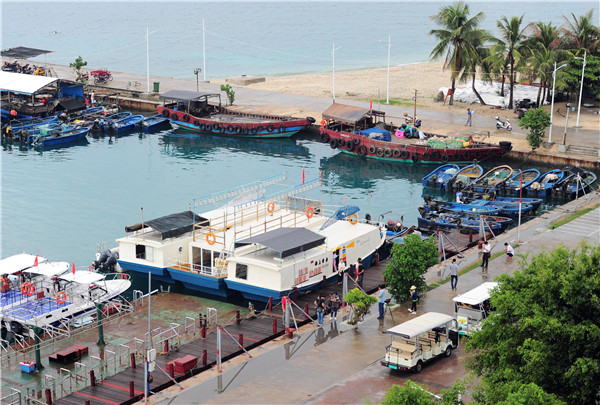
[
  {"left": 563, "top": 103, "right": 571, "bottom": 145},
  {"left": 145, "top": 27, "right": 157, "bottom": 94},
  {"left": 548, "top": 61, "right": 567, "bottom": 143},
  {"left": 194, "top": 68, "right": 201, "bottom": 92},
  {"left": 202, "top": 19, "right": 207, "bottom": 82},
  {"left": 331, "top": 43, "right": 342, "bottom": 102},
  {"left": 575, "top": 50, "right": 586, "bottom": 128},
  {"left": 379, "top": 35, "right": 391, "bottom": 104}
]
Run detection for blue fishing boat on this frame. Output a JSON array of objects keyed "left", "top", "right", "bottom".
[
  {"left": 96, "top": 112, "right": 132, "bottom": 132},
  {"left": 504, "top": 169, "right": 541, "bottom": 193},
  {"left": 421, "top": 201, "right": 501, "bottom": 216},
  {"left": 468, "top": 165, "right": 513, "bottom": 193},
  {"left": 4, "top": 115, "right": 58, "bottom": 133},
  {"left": 111, "top": 114, "right": 144, "bottom": 132},
  {"left": 140, "top": 114, "right": 171, "bottom": 132},
  {"left": 525, "top": 169, "right": 564, "bottom": 196},
  {"left": 27, "top": 123, "right": 77, "bottom": 143},
  {"left": 489, "top": 196, "right": 543, "bottom": 212},
  {"left": 444, "top": 164, "right": 483, "bottom": 191},
  {"left": 422, "top": 164, "right": 460, "bottom": 189},
  {"left": 463, "top": 199, "right": 534, "bottom": 218},
  {"left": 75, "top": 106, "right": 105, "bottom": 117},
  {"left": 559, "top": 170, "right": 597, "bottom": 199},
  {"left": 32, "top": 126, "right": 90, "bottom": 147},
  {"left": 417, "top": 213, "right": 506, "bottom": 233}
]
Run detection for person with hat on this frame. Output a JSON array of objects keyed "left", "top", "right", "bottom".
[{"left": 409, "top": 285, "right": 419, "bottom": 314}]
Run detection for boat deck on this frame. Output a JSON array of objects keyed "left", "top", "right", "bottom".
[
  {"left": 168, "top": 263, "right": 226, "bottom": 279},
  {"left": 4, "top": 297, "right": 71, "bottom": 321},
  {"left": 1, "top": 290, "right": 29, "bottom": 307},
  {"left": 210, "top": 114, "right": 277, "bottom": 124}
]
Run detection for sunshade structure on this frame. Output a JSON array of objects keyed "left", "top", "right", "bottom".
[
  {"left": 159, "top": 90, "right": 220, "bottom": 102},
  {"left": 452, "top": 282, "right": 498, "bottom": 306},
  {"left": 322, "top": 103, "right": 385, "bottom": 125},
  {"left": 0, "top": 71, "right": 58, "bottom": 95},
  {"left": 1, "top": 46, "right": 52, "bottom": 59},
  {"left": 385, "top": 312, "right": 454, "bottom": 338},
  {"left": 234, "top": 227, "right": 326, "bottom": 259},
  {"left": 125, "top": 211, "right": 208, "bottom": 240}
]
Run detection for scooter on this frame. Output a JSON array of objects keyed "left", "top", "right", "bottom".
[{"left": 495, "top": 117, "right": 512, "bottom": 131}]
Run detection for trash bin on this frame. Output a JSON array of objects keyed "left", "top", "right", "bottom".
[{"left": 153, "top": 82, "right": 160, "bottom": 93}]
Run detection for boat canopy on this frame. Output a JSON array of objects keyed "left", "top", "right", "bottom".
[
  {"left": 125, "top": 211, "right": 208, "bottom": 240},
  {"left": 0, "top": 71, "right": 59, "bottom": 95},
  {"left": 234, "top": 227, "right": 326, "bottom": 259},
  {"left": 59, "top": 271, "right": 105, "bottom": 284},
  {"left": 322, "top": 103, "right": 384, "bottom": 125},
  {"left": 0, "top": 253, "right": 47, "bottom": 274},
  {"left": 23, "top": 262, "right": 70, "bottom": 277},
  {"left": 385, "top": 312, "right": 454, "bottom": 338},
  {"left": 159, "top": 90, "right": 220, "bottom": 102},
  {"left": 452, "top": 282, "right": 499, "bottom": 306},
  {"left": 1, "top": 46, "right": 52, "bottom": 59}
]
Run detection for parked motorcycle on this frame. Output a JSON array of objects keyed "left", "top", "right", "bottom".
[{"left": 495, "top": 116, "right": 512, "bottom": 131}]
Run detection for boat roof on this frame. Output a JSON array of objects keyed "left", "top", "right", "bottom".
[
  {"left": 125, "top": 211, "right": 209, "bottom": 240},
  {"left": 452, "top": 282, "right": 499, "bottom": 305},
  {"left": 159, "top": 90, "right": 220, "bottom": 102},
  {"left": 234, "top": 227, "right": 326, "bottom": 259},
  {"left": 322, "top": 103, "right": 384, "bottom": 125},
  {"left": 0, "top": 71, "right": 59, "bottom": 95},
  {"left": 0, "top": 253, "right": 47, "bottom": 274},
  {"left": 1, "top": 46, "right": 52, "bottom": 59},
  {"left": 59, "top": 271, "right": 104, "bottom": 284},
  {"left": 23, "top": 261, "right": 70, "bottom": 277},
  {"left": 385, "top": 312, "right": 454, "bottom": 338}
]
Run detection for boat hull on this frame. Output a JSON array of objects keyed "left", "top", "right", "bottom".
[
  {"left": 167, "top": 268, "right": 229, "bottom": 297},
  {"left": 117, "top": 260, "right": 175, "bottom": 284}
]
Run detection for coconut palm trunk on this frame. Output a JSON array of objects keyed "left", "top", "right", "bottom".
[{"left": 472, "top": 73, "right": 486, "bottom": 105}]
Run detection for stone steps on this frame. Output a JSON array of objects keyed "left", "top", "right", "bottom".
[{"left": 566, "top": 145, "right": 599, "bottom": 157}]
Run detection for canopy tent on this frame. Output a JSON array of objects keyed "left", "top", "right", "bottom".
[
  {"left": 1, "top": 46, "right": 52, "bottom": 59},
  {"left": 0, "top": 71, "right": 58, "bottom": 95},
  {"left": 125, "top": 211, "right": 208, "bottom": 240},
  {"left": 234, "top": 227, "right": 326, "bottom": 259},
  {"left": 322, "top": 103, "right": 385, "bottom": 125},
  {"left": 385, "top": 312, "right": 454, "bottom": 338},
  {"left": 159, "top": 90, "right": 220, "bottom": 102}
]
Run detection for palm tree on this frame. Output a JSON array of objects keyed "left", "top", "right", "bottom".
[
  {"left": 491, "top": 16, "right": 531, "bottom": 109},
  {"left": 562, "top": 9, "right": 600, "bottom": 55},
  {"left": 429, "top": 2, "right": 485, "bottom": 105},
  {"left": 525, "top": 22, "right": 563, "bottom": 105},
  {"left": 460, "top": 31, "right": 491, "bottom": 105}
]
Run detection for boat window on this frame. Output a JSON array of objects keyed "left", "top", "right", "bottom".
[{"left": 236, "top": 264, "right": 248, "bottom": 280}]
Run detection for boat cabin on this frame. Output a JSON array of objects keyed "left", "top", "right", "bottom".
[
  {"left": 159, "top": 90, "right": 222, "bottom": 117},
  {"left": 452, "top": 281, "right": 498, "bottom": 335},
  {"left": 322, "top": 103, "right": 386, "bottom": 135}
]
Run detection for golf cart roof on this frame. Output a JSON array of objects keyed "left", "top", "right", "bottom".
[
  {"left": 452, "top": 282, "right": 499, "bottom": 306},
  {"left": 385, "top": 312, "right": 454, "bottom": 338}
]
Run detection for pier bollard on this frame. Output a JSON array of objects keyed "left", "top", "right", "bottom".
[
  {"left": 469, "top": 230, "right": 474, "bottom": 243},
  {"left": 374, "top": 252, "right": 379, "bottom": 266},
  {"left": 201, "top": 326, "right": 206, "bottom": 339},
  {"left": 342, "top": 301, "right": 347, "bottom": 308},
  {"left": 45, "top": 388, "right": 52, "bottom": 405},
  {"left": 90, "top": 370, "right": 96, "bottom": 387},
  {"left": 168, "top": 363, "right": 175, "bottom": 378},
  {"left": 322, "top": 275, "right": 327, "bottom": 289},
  {"left": 129, "top": 381, "right": 135, "bottom": 398},
  {"left": 286, "top": 328, "right": 294, "bottom": 338},
  {"left": 130, "top": 353, "right": 136, "bottom": 369},
  {"left": 304, "top": 303, "right": 309, "bottom": 319},
  {"left": 235, "top": 310, "right": 240, "bottom": 325},
  {"left": 267, "top": 297, "right": 272, "bottom": 311},
  {"left": 202, "top": 349, "right": 208, "bottom": 366},
  {"left": 164, "top": 338, "right": 169, "bottom": 353},
  {"left": 272, "top": 318, "right": 277, "bottom": 334},
  {"left": 238, "top": 333, "right": 244, "bottom": 349}
]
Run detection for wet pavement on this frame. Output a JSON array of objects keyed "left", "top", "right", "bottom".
[{"left": 148, "top": 193, "right": 599, "bottom": 404}]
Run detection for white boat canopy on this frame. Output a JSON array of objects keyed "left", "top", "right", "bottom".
[
  {"left": 23, "top": 261, "right": 70, "bottom": 278},
  {"left": 0, "top": 71, "right": 59, "bottom": 95},
  {"left": 0, "top": 253, "right": 47, "bottom": 274},
  {"left": 452, "top": 282, "right": 499, "bottom": 306},
  {"left": 59, "top": 271, "right": 105, "bottom": 284},
  {"left": 385, "top": 312, "right": 454, "bottom": 338}
]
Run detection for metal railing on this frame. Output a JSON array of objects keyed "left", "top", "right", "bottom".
[{"left": 0, "top": 388, "right": 21, "bottom": 405}]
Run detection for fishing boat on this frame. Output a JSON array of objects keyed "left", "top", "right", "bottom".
[
  {"left": 504, "top": 169, "right": 541, "bottom": 194},
  {"left": 417, "top": 212, "right": 510, "bottom": 233},
  {"left": 422, "top": 164, "right": 460, "bottom": 189},
  {"left": 460, "top": 199, "right": 534, "bottom": 218},
  {"left": 32, "top": 126, "right": 90, "bottom": 147},
  {"left": 444, "top": 164, "right": 484, "bottom": 192},
  {"left": 421, "top": 200, "right": 501, "bottom": 216},
  {"left": 525, "top": 169, "right": 564, "bottom": 196},
  {"left": 1, "top": 271, "right": 131, "bottom": 338},
  {"left": 558, "top": 169, "right": 597, "bottom": 199},
  {"left": 487, "top": 196, "right": 543, "bottom": 212},
  {"left": 140, "top": 114, "right": 171, "bottom": 132},
  {"left": 92, "top": 112, "right": 132, "bottom": 132},
  {"left": 2, "top": 115, "right": 58, "bottom": 133},
  {"left": 27, "top": 123, "right": 77, "bottom": 143},
  {"left": 157, "top": 90, "right": 315, "bottom": 138},
  {"left": 319, "top": 103, "right": 511, "bottom": 164},
  {"left": 110, "top": 114, "right": 144, "bottom": 132},
  {"left": 468, "top": 165, "right": 513, "bottom": 193}
]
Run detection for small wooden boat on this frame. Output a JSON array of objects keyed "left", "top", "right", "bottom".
[
  {"left": 445, "top": 164, "right": 484, "bottom": 191},
  {"left": 158, "top": 90, "right": 314, "bottom": 139},
  {"left": 422, "top": 164, "right": 460, "bottom": 189},
  {"left": 140, "top": 114, "right": 172, "bottom": 132},
  {"left": 468, "top": 165, "right": 513, "bottom": 193},
  {"left": 504, "top": 169, "right": 541, "bottom": 193},
  {"left": 110, "top": 114, "right": 144, "bottom": 132},
  {"left": 32, "top": 126, "right": 90, "bottom": 147},
  {"left": 525, "top": 169, "right": 564, "bottom": 196}
]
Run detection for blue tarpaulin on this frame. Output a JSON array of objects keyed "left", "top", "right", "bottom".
[{"left": 360, "top": 127, "right": 391, "bottom": 142}]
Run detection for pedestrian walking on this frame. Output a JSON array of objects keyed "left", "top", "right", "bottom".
[
  {"left": 450, "top": 258, "right": 459, "bottom": 290},
  {"left": 409, "top": 285, "right": 419, "bottom": 314},
  {"left": 329, "top": 292, "right": 340, "bottom": 320},
  {"left": 504, "top": 242, "right": 514, "bottom": 259},
  {"left": 481, "top": 240, "right": 491, "bottom": 270},
  {"left": 90, "top": 91, "right": 95, "bottom": 106},
  {"left": 377, "top": 285, "right": 386, "bottom": 319},
  {"left": 355, "top": 258, "right": 365, "bottom": 287},
  {"left": 337, "top": 260, "right": 347, "bottom": 285},
  {"left": 314, "top": 293, "right": 326, "bottom": 326},
  {"left": 465, "top": 108, "right": 472, "bottom": 126}
]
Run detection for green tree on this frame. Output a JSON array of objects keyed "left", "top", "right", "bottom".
[
  {"left": 497, "top": 383, "right": 566, "bottom": 405},
  {"left": 383, "top": 234, "right": 438, "bottom": 303},
  {"left": 466, "top": 243, "right": 600, "bottom": 404},
  {"left": 69, "top": 56, "right": 87, "bottom": 77},
  {"left": 343, "top": 288, "right": 377, "bottom": 325},
  {"left": 561, "top": 9, "right": 600, "bottom": 55},
  {"left": 220, "top": 84, "right": 235, "bottom": 105},
  {"left": 562, "top": 54, "right": 600, "bottom": 99},
  {"left": 519, "top": 107, "right": 551, "bottom": 148},
  {"left": 382, "top": 381, "right": 437, "bottom": 405},
  {"left": 429, "top": 2, "right": 485, "bottom": 105}
]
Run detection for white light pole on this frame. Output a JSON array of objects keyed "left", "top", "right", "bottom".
[
  {"left": 145, "top": 27, "right": 157, "bottom": 94},
  {"left": 575, "top": 50, "right": 586, "bottom": 128},
  {"left": 548, "top": 61, "right": 567, "bottom": 143},
  {"left": 202, "top": 19, "right": 207, "bottom": 82},
  {"left": 331, "top": 43, "right": 342, "bottom": 103},
  {"left": 379, "top": 35, "right": 391, "bottom": 104}
]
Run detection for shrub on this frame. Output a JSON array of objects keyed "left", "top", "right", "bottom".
[
  {"left": 220, "top": 84, "right": 235, "bottom": 105},
  {"left": 344, "top": 288, "right": 377, "bottom": 325}
]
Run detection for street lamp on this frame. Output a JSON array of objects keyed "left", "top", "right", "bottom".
[
  {"left": 331, "top": 43, "right": 342, "bottom": 102},
  {"left": 548, "top": 61, "right": 567, "bottom": 143},
  {"left": 145, "top": 27, "right": 158, "bottom": 94},
  {"left": 194, "top": 68, "right": 202, "bottom": 92},
  {"left": 563, "top": 103, "right": 571, "bottom": 145},
  {"left": 379, "top": 35, "right": 391, "bottom": 104},
  {"left": 575, "top": 50, "right": 587, "bottom": 128}
]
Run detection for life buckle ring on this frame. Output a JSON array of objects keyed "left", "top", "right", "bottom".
[
  {"left": 306, "top": 207, "right": 314, "bottom": 219},
  {"left": 56, "top": 291, "right": 67, "bottom": 305},
  {"left": 206, "top": 232, "right": 216, "bottom": 245},
  {"left": 348, "top": 214, "right": 358, "bottom": 225},
  {"left": 267, "top": 202, "right": 275, "bottom": 214},
  {"left": 21, "top": 282, "right": 35, "bottom": 296},
  {"left": 120, "top": 273, "right": 127, "bottom": 280}
]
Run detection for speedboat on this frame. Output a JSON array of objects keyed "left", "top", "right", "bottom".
[{"left": 422, "top": 164, "right": 460, "bottom": 189}]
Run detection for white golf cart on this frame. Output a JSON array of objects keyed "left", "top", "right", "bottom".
[
  {"left": 381, "top": 312, "right": 459, "bottom": 373},
  {"left": 453, "top": 282, "right": 498, "bottom": 336}
]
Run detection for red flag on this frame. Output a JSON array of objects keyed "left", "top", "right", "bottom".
[
  {"left": 369, "top": 100, "right": 372, "bottom": 110},
  {"left": 34, "top": 255, "right": 38, "bottom": 267},
  {"left": 302, "top": 168, "right": 305, "bottom": 184},
  {"left": 72, "top": 261, "right": 76, "bottom": 274}
]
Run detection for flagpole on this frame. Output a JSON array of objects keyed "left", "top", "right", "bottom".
[{"left": 517, "top": 170, "right": 523, "bottom": 243}]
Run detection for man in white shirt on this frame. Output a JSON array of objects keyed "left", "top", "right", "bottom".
[
  {"left": 481, "top": 240, "right": 491, "bottom": 270},
  {"left": 504, "top": 243, "right": 514, "bottom": 259}
]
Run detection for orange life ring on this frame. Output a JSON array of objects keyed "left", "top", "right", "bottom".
[
  {"left": 306, "top": 207, "right": 314, "bottom": 219},
  {"left": 21, "top": 282, "right": 35, "bottom": 296},
  {"left": 348, "top": 214, "right": 358, "bottom": 225},
  {"left": 56, "top": 291, "right": 67, "bottom": 305},
  {"left": 121, "top": 273, "right": 127, "bottom": 279},
  {"left": 206, "top": 232, "right": 216, "bottom": 245},
  {"left": 267, "top": 202, "right": 275, "bottom": 213}
]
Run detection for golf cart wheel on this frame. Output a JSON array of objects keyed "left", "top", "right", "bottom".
[
  {"left": 445, "top": 346, "right": 452, "bottom": 357},
  {"left": 414, "top": 360, "right": 423, "bottom": 373}
]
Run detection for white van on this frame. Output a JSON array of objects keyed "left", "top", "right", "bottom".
[
  {"left": 453, "top": 282, "right": 498, "bottom": 336},
  {"left": 381, "top": 312, "right": 459, "bottom": 373}
]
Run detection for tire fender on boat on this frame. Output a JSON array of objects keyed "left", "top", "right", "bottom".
[
  {"left": 321, "top": 133, "right": 330, "bottom": 143},
  {"left": 278, "top": 125, "right": 285, "bottom": 133},
  {"left": 337, "top": 138, "right": 346, "bottom": 147},
  {"left": 256, "top": 126, "right": 264, "bottom": 133},
  {"left": 411, "top": 153, "right": 419, "bottom": 162},
  {"left": 242, "top": 127, "right": 249, "bottom": 134},
  {"left": 422, "top": 152, "right": 431, "bottom": 160},
  {"left": 199, "top": 123, "right": 206, "bottom": 131},
  {"left": 353, "top": 138, "right": 360, "bottom": 145},
  {"left": 461, "top": 151, "right": 471, "bottom": 160},
  {"left": 250, "top": 127, "right": 258, "bottom": 134},
  {"left": 442, "top": 154, "right": 450, "bottom": 163},
  {"left": 193, "top": 120, "right": 200, "bottom": 127},
  {"left": 329, "top": 139, "right": 338, "bottom": 149},
  {"left": 212, "top": 123, "right": 220, "bottom": 131},
  {"left": 170, "top": 113, "right": 178, "bottom": 120},
  {"left": 376, "top": 148, "right": 384, "bottom": 157},
  {"left": 162, "top": 110, "right": 169, "bottom": 117},
  {"left": 267, "top": 125, "right": 274, "bottom": 132},
  {"left": 235, "top": 126, "right": 242, "bottom": 134},
  {"left": 346, "top": 142, "right": 354, "bottom": 152},
  {"left": 227, "top": 125, "right": 234, "bottom": 133},
  {"left": 431, "top": 150, "right": 441, "bottom": 159},
  {"left": 392, "top": 149, "right": 401, "bottom": 158},
  {"left": 183, "top": 114, "right": 190, "bottom": 122},
  {"left": 357, "top": 145, "right": 367, "bottom": 157},
  {"left": 400, "top": 150, "right": 410, "bottom": 159},
  {"left": 383, "top": 148, "right": 392, "bottom": 157}
]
